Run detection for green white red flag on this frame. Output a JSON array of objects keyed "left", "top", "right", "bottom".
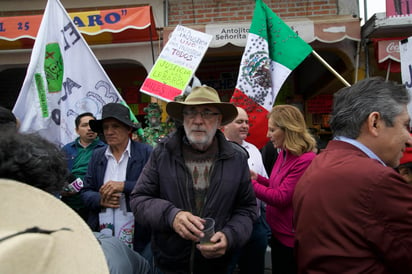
[{"left": 230, "top": 0, "right": 312, "bottom": 149}]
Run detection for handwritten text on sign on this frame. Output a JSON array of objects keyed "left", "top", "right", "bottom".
[
  {"left": 149, "top": 59, "right": 192, "bottom": 90},
  {"left": 141, "top": 25, "right": 212, "bottom": 102}
]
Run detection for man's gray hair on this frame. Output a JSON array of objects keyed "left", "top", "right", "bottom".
[{"left": 330, "top": 77, "right": 410, "bottom": 138}]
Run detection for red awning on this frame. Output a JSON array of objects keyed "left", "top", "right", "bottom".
[
  {"left": 0, "top": 5, "right": 158, "bottom": 50},
  {"left": 372, "top": 37, "right": 405, "bottom": 73}
]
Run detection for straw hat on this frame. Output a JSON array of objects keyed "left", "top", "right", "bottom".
[
  {"left": 89, "top": 103, "right": 138, "bottom": 133},
  {"left": 166, "top": 86, "right": 238, "bottom": 126},
  {"left": 0, "top": 179, "right": 109, "bottom": 274}
]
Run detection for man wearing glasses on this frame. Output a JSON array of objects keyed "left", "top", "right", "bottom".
[{"left": 131, "top": 86, "right": 257, "bottom": 274}]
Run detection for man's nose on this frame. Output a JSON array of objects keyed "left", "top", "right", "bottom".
[
  {"left": 193, "top": 113, "right": 204, "bottom": 123},
  {"left": 104, "top": 127, "right": 114, "bottom": 134}
]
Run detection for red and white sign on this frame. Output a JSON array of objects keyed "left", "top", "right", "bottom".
[
  {"left": 373, "top": 38, "right": 405, "bottom": 72},
  {"left": 377, "top": 39, "right": 401, "bottom": 63},
  {"left": 386, "top": 0, "right": 412, "bottom": 17}
]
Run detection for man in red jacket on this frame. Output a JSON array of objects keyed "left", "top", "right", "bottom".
[{"left": 293, "top": 77, "right": 412, "bottom": 273}]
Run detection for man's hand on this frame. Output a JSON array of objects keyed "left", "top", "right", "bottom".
[
  {"left": 99, "top": 180, "right": 124, "bottom": 200},
  {"left": 172, "top": 211, "right": 205, "bottom": 242},
  {"left": 250, "top": 169, "right": 258, "bottom": 180},
  {"left": 99, "top": 181, "right": 124, "bottom": 208},
  {"left": 197, "top": 231, "right": 228, "bottom": 258},
  {"left": 60, "top": 189, "right": 77, "bottom": 197},
  {"left": 100, "top": 192, "right": 122, "bottom": 208}
]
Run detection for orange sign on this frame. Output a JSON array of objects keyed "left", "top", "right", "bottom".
[{"left": 0, "top": 6, "right": 158, "bottom": 49}]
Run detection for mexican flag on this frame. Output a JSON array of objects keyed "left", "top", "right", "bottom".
[{"left": 230, "top": 0, "right": 312, "bottom": 149}]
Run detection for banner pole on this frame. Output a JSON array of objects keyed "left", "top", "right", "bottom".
[
  {"left": 385, "top": 59, "right": 392, "bottom": 81},
  {"left": 312, "top": 50, "right": 351, "bottom": 87}
]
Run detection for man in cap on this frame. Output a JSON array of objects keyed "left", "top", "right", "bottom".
[
  {"left": 80, "top": 103, "right": 153, "bottom": 254},
  {"left": 130, "top": 86, "right": 257, "bottom": 274}
]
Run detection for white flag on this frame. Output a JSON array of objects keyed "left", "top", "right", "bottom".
[
  {"left": 400, "top": 37, "right": 412, "bottom": 124},
  {"left": 13, "top": 0, "right": 132, "bottom": 147}
]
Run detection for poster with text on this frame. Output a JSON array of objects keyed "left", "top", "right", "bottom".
[
  {"left": 141, "top": 25, "right": 212, "bottom": 102},
  {"left": 400, "top": 37, "right": 412, "bottom": 124}
]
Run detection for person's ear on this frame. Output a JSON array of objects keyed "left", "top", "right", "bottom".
[{"left": 367, "top": 112, "right": 381, "bottom": 136}]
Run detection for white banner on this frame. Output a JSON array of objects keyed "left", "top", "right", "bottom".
[
  {"left": 13, "top": 0, "right": 132, "bottom": 147},
  {"left": 400, "top": 37, "right": 412, "bottom": 123},
  {"left": 140, "top": 25, "right": 212, "bottom": 102}
]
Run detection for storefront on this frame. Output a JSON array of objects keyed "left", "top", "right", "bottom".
[
  {"left": 0, "top": 5, "right": 160, "bottom": 122},
  {"left": 362, "top": 12, "right": 412, "bottom": 82},
  {"left": 163, "top": 14, "right": 361, "bottom": 135}
]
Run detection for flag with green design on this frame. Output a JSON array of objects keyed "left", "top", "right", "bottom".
[
  {"left": 230, "top": 0, "right": 312, "bottom": 148},
  {"left": 13, "top": 0, "right": 142, "bottom": 147}
]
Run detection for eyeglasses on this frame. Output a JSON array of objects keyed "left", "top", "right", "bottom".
[{"left": 182, "top": 110, "right": 221, "bottom": 120}]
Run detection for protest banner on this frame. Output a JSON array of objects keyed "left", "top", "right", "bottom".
[
  {"left": 12, "top": 0, "right": 139, "bottom": 147},
  {"left": 400, "top": 37, "right": 412, "bottom": 122},
  {"left": 140, "top": 25, "right": 212, "bottom": 102}
]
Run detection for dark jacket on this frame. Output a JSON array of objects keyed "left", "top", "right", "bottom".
[
  {"left": 61, "top": 137, "right": 106, "bottom": 172},
  {"left": 130, "top": 128, "right": 257, "bottom": 273},
  {"left": 80, "top": 140, "right": 153, "bottom": 252}
]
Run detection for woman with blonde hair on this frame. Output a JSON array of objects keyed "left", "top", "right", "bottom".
[{"left": 250, "top": 104, "right": 316, "bottom": 274}]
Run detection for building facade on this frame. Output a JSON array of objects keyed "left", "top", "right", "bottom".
[{"left": 0, "top": 0, "right": 361, "bottom": 133}]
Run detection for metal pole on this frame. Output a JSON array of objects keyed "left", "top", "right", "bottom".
[
  {"left": 164, "top": 0, "right": 169, "bottom": 27},
  {"left": 363, "top": 0, "right": 370, "bottom": 78},
  {"left": 385, "top": 60, "right": 392, "bottom": 81},
  {"left": 355, "top": 41, "right": 360, "bottom": 83},
  {"left": 149, "top": 23, "right": 155, "bottom": 64},
  {"left": 311, "top": 50, "right": 351, "bottom": 87},
  {"left": 364, "top": 39, "right": 370, "bottom": 77}
]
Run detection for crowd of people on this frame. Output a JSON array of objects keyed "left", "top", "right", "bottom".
[{"left": 1, "top": 76, "right": 412, "bottom": 274}]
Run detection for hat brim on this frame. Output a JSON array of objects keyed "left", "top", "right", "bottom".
[
  {"left": 0, "top": 179, "right": 109, "bottom": 273},
  {"left": 166, "top": 102, "right": 238, "bottom": 126},
  {"left": 89, "top": 118, "right": 138, "bottom": 133}
]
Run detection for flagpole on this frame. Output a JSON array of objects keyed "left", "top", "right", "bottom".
[
  {"left": 385, "top": 59, "right": 391, "bottom": 81},
  {"left": 311, "top": 50, "right": 351, "bottom": 87}
]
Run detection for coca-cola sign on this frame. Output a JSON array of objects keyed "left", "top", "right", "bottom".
[
  {"left": 378, "top": 39, "right": 401, "bottom": 62},
  {"left": 386, "top": 41, "right": 400, "bottom": 54}
]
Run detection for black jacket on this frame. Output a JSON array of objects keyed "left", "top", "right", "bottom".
[
  {"left": 81, "top": 140, "right": 153, "bottom": 252},
  {"left": 130, "top": 128, "right": 257, "bottom": 273}
]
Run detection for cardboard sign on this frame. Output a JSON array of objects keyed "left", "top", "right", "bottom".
[{"left": 141, "top": 25, "right": 212, "bottom": 102}]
